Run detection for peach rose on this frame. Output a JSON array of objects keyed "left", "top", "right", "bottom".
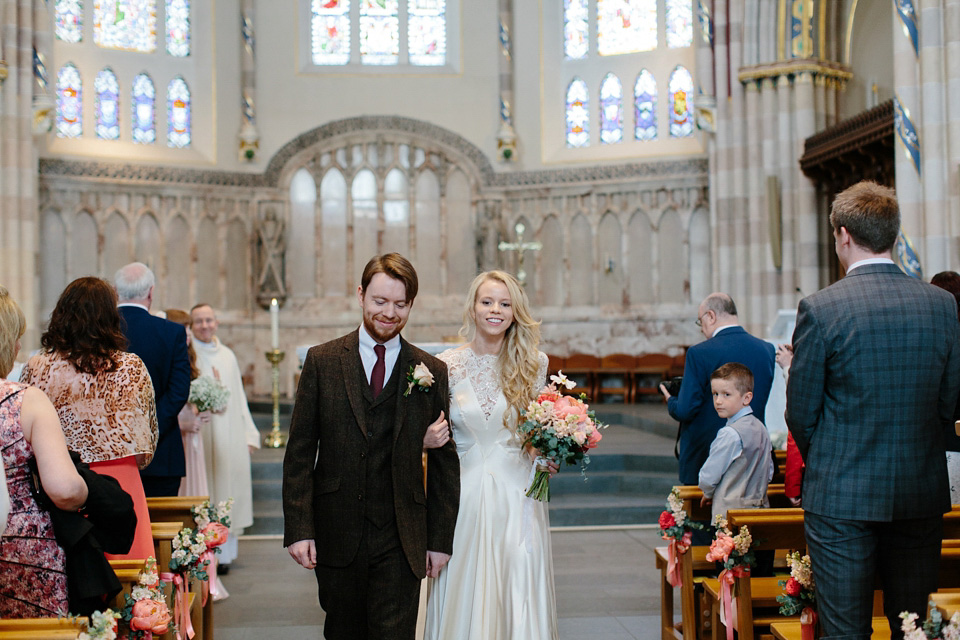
[
  {"left": 202, "top": 522, "right": 229, "bottom": 549},
  {"left": 705, "top": 533, "right": 736, "bottom": 563},
  {"left": 130, "top": 599, "right": 172, "bottom": 635},
  {"left": 554, "top": 396, "right": 588, "bottom": 421},
  {"left": 585, "top": 427, "right": 603, "bottom": 448}
]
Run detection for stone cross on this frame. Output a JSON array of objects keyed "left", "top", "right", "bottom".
[{"left": 498, "top": 221, "right": 542, "bottom": 286}]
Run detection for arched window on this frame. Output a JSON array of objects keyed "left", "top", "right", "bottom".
[
  {"left": 56, "top": 63, "right": 82, "bottom": 138},
  {"left": 634, "top": 70, "right": 657, "bottom": 141},
  {"left": 167, "top": 77, "right": 191, "bottom": 148},
  {"left": 599, "top": 73, "right": 622, "bottom": 144},
  {"left": 55, "top": 0, "right": 83, "bottom": 43},
  {"left": 565, "top": 78, "right": 589, "bottom": 148},
  {"left": 95, "top": 0, "right": 157, "bottom": 53},
  {"left": 563, "top": 0, "right": 588, "bottom": 60},
  {"left": 166, "top": 0, "right": 191, "bottom": 56},
  {"left": 95, "top": 68, "right": 120, "bottom": 140},
  {"left": 310, "top": 0, "right": 450, "bottom": 68},
  {"left": 666, "top": 0, "right": 693, "bottom": 48},
  {"left": 668, "top": 65, "right": 694, "bottom": 138},
  {"left": 597, "top": 0, "right": 656, "bottom": 56},
  {"left": 132, "top": 73, "right": 156, "bottom": 144}
]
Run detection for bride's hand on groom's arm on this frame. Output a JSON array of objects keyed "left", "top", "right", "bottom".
[
  {"left": 288, "top": 539, "right": 317, "bottom": 569},
  {"left": 426, "top": 551, "right": 451, "bottom": 578},
  {"left": 422, "top": 410, "right": 450, "bottom": 450}
]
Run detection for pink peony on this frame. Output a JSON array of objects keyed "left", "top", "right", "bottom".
[
  {"left": 705, "top": 533, "right": 736, "bottom": 563},
  {"left": 202, "top": 522, "right": 229, "bottom": 549},
  {"left": 554, "top": 396, "right": 588, "bottom": 420},
  {"left": 784, "top": 577, "right": 802, "bottom": 596},
  {"left": 130, "top": 599, "right": 172, "bottom": 635},
  {"left": 658, "top": 511, "right": 676, "bottom": 530}
]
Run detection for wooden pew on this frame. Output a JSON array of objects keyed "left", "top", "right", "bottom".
[
  {"left": 771, "top": 617, "right": 891, "bottom": 640},
  {"left": 146, "top": 496, "right": 210, "bottom": 531},
  {"left": 0, "top": 618, "right": 88, "bottom": 640}
]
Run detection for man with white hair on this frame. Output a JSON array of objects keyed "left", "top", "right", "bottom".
[{"left": 115, "top": 262, "right": 191, "bottom": 497}]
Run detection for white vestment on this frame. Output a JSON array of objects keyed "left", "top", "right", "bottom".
[{"left": 193, "top": 338, "right": 260, "bottom": 543}]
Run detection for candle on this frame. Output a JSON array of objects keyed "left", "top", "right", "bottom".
[{"left": 270, "top": 298, "right": 279, "bottom": 349}]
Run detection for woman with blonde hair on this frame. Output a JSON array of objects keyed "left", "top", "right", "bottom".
[
  {"left": 423, "top": 270, "right": 558, "bottom": 639},
  {"left": 0, "top": 286, "right": 87, "bottom": 617}
]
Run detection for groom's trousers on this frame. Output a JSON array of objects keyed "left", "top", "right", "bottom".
[{"left": 314, "top": 517, "right": 421, "bottom": 640}]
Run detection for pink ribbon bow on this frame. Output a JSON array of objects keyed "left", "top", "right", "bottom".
[
  {"left": 664, "top": 531, "right": 693, "bottom": 588},
  {"left": 718, "top": 566, "right": 750, "bottom": 640},
  {"left": 160, "top": 571, "right": 195, "bottom": 640}
]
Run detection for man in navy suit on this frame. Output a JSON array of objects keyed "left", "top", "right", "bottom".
[
  {"left": 114, "top": 263, "right": 191, "bottom": 497},
  {"left": 787, "top": 182, "right": 960, "bottom": 639},
  {"left": 660, "top": 293, "right": 776, "bottom": 485}
]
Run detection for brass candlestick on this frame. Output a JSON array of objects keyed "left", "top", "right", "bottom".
[{"left": 263, "top": 349, "right": 286, "bottom": 448}]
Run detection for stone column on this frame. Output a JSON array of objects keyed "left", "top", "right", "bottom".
[
  {"left": 238, "top": 0, "right": 259, "bottom": 161},
  {"left": 893, "top": 0, "right": 923, "bottom": 268}
]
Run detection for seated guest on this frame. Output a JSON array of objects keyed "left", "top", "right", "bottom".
[
  {"left": 0, "top": 285, "right": 88, "bottom": 617},
  {"left": 698, "top": 363, "right": 774, "bottom": 520},
  {"left": 164, "top": 309, "right": 210, "bottom": 498},
  {"left": 22, "top": 277, "right": 157, "bottom": 561}
]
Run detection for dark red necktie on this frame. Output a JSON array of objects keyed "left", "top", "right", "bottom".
[{"left": 371, "top": 344, "right": 386, "bottom": 398}]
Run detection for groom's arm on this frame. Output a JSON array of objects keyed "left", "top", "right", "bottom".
[
  {"left": 282, "top": 347, "right": 321, "bottom": 557},
  {"left": 425, "top": 365, "right": 459, "bottom": 557}
]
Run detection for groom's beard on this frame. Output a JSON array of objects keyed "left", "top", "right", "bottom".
[{"left": 362, "top": 313, "right": 406, "bottom": 343}]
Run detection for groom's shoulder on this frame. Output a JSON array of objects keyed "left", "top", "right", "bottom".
[
  {"left": 405, "top": 343, "right": 447, "bottom": 375},
  {"left": 306, "top": 332, "right": 355, "bottom": 361}
]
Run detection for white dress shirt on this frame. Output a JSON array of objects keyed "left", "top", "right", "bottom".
[
  {"left": 698, "top": 406, "right": 775, "bottom": 496},
  {"left": 358, "top": 325, "right": 401, "bottom": 385},
  {"left": 846, "top": 257, "right": 895, "bottom": 273}
]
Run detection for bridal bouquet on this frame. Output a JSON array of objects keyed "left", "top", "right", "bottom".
[
  {"left": 189, "top": 375, "right": 230, "bottom": 413},
  {"left": 517, "top": 371, "right": 604, "bottom": 502}
]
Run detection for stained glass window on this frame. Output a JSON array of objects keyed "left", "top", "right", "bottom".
[
  {"left": 94, "top": 0, "right": 157, "bottom": 53},
  {"left": 669, "top": 65, "right": 694, "bottom": 138},
  {"left": 166, "top": 0, "right": 190, "bottom": 56},
  {"left": 597, "top": 0, "right": 657, "bottom": 56},
  {"left": 599, "top": 73, "right": 622, "bottom": 144},
  {"left": 312, "top": 0, "right": 351, "bottom": 65},
  {"left": 565, "top": 78, "right": 589, "bottom": 148},
  {"left": 57, "top": 64, "right": 83, "bottom": 138},
  {"left": 56, "top": 0, "right": 83, "bottom": 43},
  {"left": 563, "top": 0, "right": 588, "bottom": 60},
  {"left": 360, "top": 0, "right": 399, "bottom": 65},
  {"left": 132, "top": 73, "right": 156, "bottom": 144},
  {"left": 666, "top": 0, "right": 693, "bottom": 48},
  {"left": 634, "top": 70, "right": 657, "bottom": 141},
  {"left": 95, "top": 68, "right": 120, "bottom": 140},
  {"left": 408, "top": 0, "right": 445, "bottom": 66},
  {"left": 167, "top": 77, "right": 191, "bottom": 148}
]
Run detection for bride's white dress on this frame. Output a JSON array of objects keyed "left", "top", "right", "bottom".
[{"left": 423, "top": 347, "right": 559, "bottom": 640}]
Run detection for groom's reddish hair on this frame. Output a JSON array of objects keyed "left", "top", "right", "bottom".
[{"left": 360, "top": 253, "right": 419, "bottom": 302}]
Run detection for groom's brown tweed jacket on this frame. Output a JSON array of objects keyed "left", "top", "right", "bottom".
[{"left": 282, "top": 330, "right": 460, "bottom": 578}]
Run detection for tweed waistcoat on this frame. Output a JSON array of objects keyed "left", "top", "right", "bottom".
[
  {"left": 361, "top": 363, "right": 400, "bottom": 529},
  {"left": 712, "top": 414, "right": 771, "bottom": 520}
]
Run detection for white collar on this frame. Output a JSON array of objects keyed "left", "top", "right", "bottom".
[
  {"left": 117, "top": 302, "right": 149, "bottom": 312},
  {"left": 358, "top": 325, "right": 401, "bottom": 352},
  {"left": 712, "top": 324, "right": 740, "bottom": 338},
  {"left": 846, "top": 257, "right": 895, "bottom": 273}
]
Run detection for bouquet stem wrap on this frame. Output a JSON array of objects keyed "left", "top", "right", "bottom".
[
  {"left": 160, "top": 572, "right": 194, "bottom": 640},
  {"left": 719, "top": 567, "right": 750, "bottom": 640},
  {"left": 800, "top": 607, "right": 818, "bottom": 640},
  {"left": 525, "top": 456, "right": 552, "bottom": 502},
  {"left": 666, "top": 531, "right": 693, "bottom": 588}
]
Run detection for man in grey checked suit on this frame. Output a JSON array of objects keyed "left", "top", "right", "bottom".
[{"left": 786, "top": 181, "right": 960, "bottom": 640}]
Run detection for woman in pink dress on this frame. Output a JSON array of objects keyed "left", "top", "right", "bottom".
[
  {"left": 164, "top": 309, "right": 210, "bottom": 498},
  {"left": 0, "top": 285, "right": 87, "bottom": 617},
  {"left": 22, "top": 277, "right": 158, "bottom": 561}
]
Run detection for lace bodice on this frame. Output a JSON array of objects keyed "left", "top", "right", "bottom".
[{"left": 439, "top": 347, "right": 548, "bottom": 420}]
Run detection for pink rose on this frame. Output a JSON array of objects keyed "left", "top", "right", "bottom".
[
  {"left": 202, "top": 522, "right": 229, "bottom": 549},
  {"left": 658, "top": 511, "right": 676, "bottom": 530},
  {"left": 130, "top": 599, "right": 172, "bottom": 635},
  {"left": 537, "top": 391, "right": 560, "bottom": 404},
  {"left": 585, "top": 427, "right": 602, "bottom": 449},
  {"left": 705, "top": 533, "right": 736, "bottom": 563}
]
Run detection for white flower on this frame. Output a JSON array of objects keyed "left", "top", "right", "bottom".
[
  {"left": 550, "top": 371, "right": 577, "bottom": 390},
  {"left": 412, "top": 362, "right": 434, "bottom": 387}
]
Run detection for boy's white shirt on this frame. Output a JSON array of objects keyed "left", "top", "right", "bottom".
[{"left": 698, "top": 406, "right": 775, "bottom": 498}]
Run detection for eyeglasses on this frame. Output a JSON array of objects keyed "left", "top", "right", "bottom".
[{"left": 695, "top": 312, "right": 709, "bottom": 327}]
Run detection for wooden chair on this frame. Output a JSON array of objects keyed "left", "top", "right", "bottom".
[
  {"left": 596, "top": 354, "right": 637, "bottom": 403},
  {"left": 635, "top": 353, "right": 673, "bottom": 401},
  {"left": 563, "top": 354, "right": 600, "bottom": 399},
  {"left": 546, "top": 354, "right": 565, "bottom": 379}
]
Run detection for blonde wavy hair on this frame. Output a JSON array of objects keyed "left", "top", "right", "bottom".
[
  {"left": 0, "top": 286, "right": 26, "bottom": 378},
  {"left": 459, "top": 271, "right": 542, "bottom": 427}
]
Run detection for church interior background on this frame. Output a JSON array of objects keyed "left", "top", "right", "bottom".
[{"left": 1, "top": 0, "right": 955, "bottom": 397}]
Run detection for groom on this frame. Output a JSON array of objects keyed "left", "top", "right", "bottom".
[{"left": 282, "top": 253, "right": 460, "bottom": 640}]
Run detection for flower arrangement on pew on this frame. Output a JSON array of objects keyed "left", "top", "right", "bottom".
[
  {"left": 191, "top": 497, "right": 233, "bottom": 602},
  {"left": 657, "top": 487, "right": 705, "bottom": 587},
  {"left": 900, "top": 603, "right": 960, "bottom": 640},
  {"left": 76, "top": 609, "right": 121, "bottom": 640},
  {"left": 706, "top": 515, "right": 757, "bottom": 640},
  {"left": 166, "top": 527, "right": 211, "bottom": 639},
  {"left": 777, "top": 552, "right": 817, "bottom": 640},
  {"left": 518, "top": 371, "right": 605, "bottom": 502},
  {"left": 120, "top": 557, "right": 171, "bottom": 639}
]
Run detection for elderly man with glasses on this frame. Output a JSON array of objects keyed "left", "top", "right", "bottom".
[{"left": 659, "top": 292, "right": 776, "bottom": 486}]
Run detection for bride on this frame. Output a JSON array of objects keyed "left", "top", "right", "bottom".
[{"left": 423, "top": 270, "right": 559, "bottom": 640}]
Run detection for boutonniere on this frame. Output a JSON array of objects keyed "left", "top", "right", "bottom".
[{"left": 404, "top": 362, "right": 435, "bottom": 397}]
